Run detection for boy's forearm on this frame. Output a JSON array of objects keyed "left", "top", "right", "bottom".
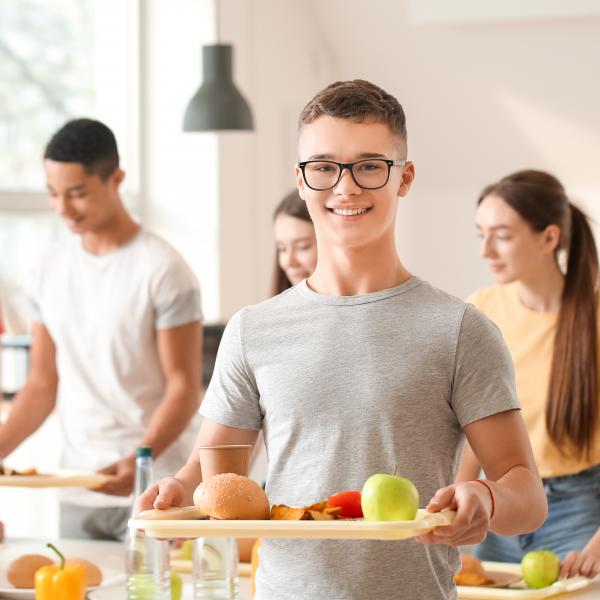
[
  {"left": 0, "top": 383, "right": 55, "bottom": 458},
  {"left": 455, "top": 442, "right": 481, "bottom": 483},
  {"left": 174, "top": 458, "right": 202, "bottom": 506},
  {"left": 488, "top": 464, "right": 547, "bottom": 535}
]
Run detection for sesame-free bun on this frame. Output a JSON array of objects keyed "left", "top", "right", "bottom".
[
  {"left": 7, "top": 554, "right": 54, "bottom": 588},
  {"left": 454, "top": 553, "right": 489, "bottom": 586},
  {"left": 193, "top": 473, "right": 270, "bottom": 520},
  {"left": 65, "top": 558, "right": 103, "bottom": 586}
]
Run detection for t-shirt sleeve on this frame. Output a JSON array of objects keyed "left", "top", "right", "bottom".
[
  {"left": 451, "top": 303, "right": 520, "bottom": 427},
  {"left": 200, "top": 310, "right": 262, "bottom": 430},
  {"left": 152, "top": 254, "right": 203, "bottom": 329}
]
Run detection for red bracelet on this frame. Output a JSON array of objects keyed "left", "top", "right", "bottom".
[{"left": 469, "top": 479, "right": 495, "bottom": 520}]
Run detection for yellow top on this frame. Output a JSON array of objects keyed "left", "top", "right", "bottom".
[{"left": 469, "top": 283, "right": 600, "bottom": 478}]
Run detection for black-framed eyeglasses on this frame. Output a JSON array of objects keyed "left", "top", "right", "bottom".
[{"left": 297, "top": 158, "right": 406, "bottom": 191}]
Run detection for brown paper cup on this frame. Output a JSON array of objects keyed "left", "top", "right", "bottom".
[{"left": 198, "top": 444, "right": 252, "bottom": 480}]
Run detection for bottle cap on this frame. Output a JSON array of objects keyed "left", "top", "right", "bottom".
[{"left": 136, "top": 446, "right": 153, "bottom": 458}]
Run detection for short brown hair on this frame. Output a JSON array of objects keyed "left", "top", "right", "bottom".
[{"left": 298, "top": 79, "right": 407, "bottom": 149}]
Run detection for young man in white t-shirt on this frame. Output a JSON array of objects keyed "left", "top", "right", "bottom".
[
  {"left": 0, "top": 119, "right": 203, "bottom": 540},
  {"left": 137, "top": 81, "right": 547, "bottom": 598}
]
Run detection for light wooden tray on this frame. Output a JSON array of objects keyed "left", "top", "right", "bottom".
[
  {"left": 457, "top": 561, "right": 591, "bottom": 599},
  {"left": 0, "top": 470, "right": 111, "bottom": 489},
  {"left": 132, "top": 508, "right": 455, "bottom": 540}
]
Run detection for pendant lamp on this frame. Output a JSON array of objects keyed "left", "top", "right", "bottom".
[{"left": 183, "top": 1, "right": 253, "bottom": 131}]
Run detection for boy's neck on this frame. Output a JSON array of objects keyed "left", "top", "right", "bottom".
[
  {"left": 82, "top": 205, "right": 140, "bottom": 255},
  {"left": 308, "top": 237, "right": 411, "bottom": 296}
]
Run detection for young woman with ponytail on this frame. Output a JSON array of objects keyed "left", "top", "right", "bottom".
[{"left": 457, "top": 170, "right": 600, "bottom": 578}]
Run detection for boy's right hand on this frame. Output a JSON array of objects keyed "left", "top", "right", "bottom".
[{"left": 134, "top": 476, "right": 186, "bottom": 517}]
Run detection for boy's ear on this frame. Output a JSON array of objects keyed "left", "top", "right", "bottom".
[
  {"left": 295, "top": 166, "right": 306, "bottom": 200},
  {"left": 111, "top": 167, "right": 126, "bottom": 188},
  {"left": 396, "top": 162, "right": 415, "bottom": 197}
]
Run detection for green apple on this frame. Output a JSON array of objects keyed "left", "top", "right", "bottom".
[
  {"left": 521, "top": 550, "right": 560, "bottom": 589},
  {"left": 181, "top": 539, "right": 194, "bottom": 561},
  {"left": 361, "top": 473, "right": 419, "bottom": 521},
  {"left": 171, "top": 572, "right": 183, "bottom": 600}
]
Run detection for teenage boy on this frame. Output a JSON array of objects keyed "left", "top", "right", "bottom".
[
  {"left": 0, "top": 119, "right": 203, "bottom": 541},
  {"left": 137, "top": 81, "right": 547, "bottom": 599}
]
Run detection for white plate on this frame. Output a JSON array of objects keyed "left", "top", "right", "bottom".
[
  {"left": 0, "top": 470, "right": 111, "bottom": 489},
  {"left": 457, "top": 562, "right": 592, "bottom": 599},
  {"left": 0, "top": 539, "right": 125, "bottom": 599},
  {"left": 132, "top": 508, "right": 455, "bottom": 540}
]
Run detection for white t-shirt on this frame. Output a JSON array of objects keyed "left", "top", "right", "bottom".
[{"left": 27, "top": 228, "right": 203, "bottom": 507}]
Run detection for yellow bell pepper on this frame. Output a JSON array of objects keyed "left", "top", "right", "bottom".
[{"left": 35, "top": 543, "right": 87, "bottom": 600}]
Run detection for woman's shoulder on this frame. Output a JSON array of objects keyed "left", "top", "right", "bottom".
[{"left": 467, "top": 283, "right": 516, "bottom": 313}]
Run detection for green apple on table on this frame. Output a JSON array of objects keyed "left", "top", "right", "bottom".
[
  {"left": 521, "top": 550, "right": 560, "bottom": 589},
  {"left": 361, "top": 473, "right": 419, "bottom": 521}
]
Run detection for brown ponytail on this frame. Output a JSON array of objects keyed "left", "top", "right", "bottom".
[
  {"left": 478, "top": 170, "right": 599, "bottom": 458},
  {"left": 547, "top": 203, "right": 599, "bottom": 458}
]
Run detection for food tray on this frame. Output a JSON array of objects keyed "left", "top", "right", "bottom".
[
  {"left": 132, "top": 508, "right": 455, "bottom": 540},
  {"left": 457, "top": 562, "right": 592, "bottom": 599},
  {"left": 0, "top": 469, "right": 111, "bottom": 489}
]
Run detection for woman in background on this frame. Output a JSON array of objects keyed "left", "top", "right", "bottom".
[
  {"left": 457, "top": 170, "right": 600, "bottom": 579},
  {"left": 271, "top": 190, "right": 317, "bottom": 295}
]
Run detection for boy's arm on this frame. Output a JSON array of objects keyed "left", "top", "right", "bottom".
[
  {"left": 96, "top": 321, "right": 202, "bottom": 496},
  {"left": 0, "top": 323, "right": 58, "bottom": 459},
  {"left": 135, "top": 418, "right": 258, "bottom": 513},
  {"left": 417, "top": 409, "right": 547, "bottom": 546},
  {"left": 455, "top": 441, "right": 480, "bottom": 483}
]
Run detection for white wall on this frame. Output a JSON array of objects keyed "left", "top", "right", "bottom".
[
  {"left": 139, "top": 0, "right": 221, "bottom": 321},
  {"left": 217, "top": 0, "right": 600, "bottom": 310}
]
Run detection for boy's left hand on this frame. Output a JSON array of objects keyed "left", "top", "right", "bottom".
[{"left": 415, "top": 482, "right": 492, "bottom": 547}]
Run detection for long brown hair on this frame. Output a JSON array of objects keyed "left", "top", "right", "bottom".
[
  {"left": 271, "top": 190, "right": 314, "bottom": 296},
  {"left": 479, "top": 170, "right": 599, "bottom": 458}
]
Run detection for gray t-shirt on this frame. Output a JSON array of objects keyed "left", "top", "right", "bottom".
[{"left": 200, "top": 276, "right": 519, "bottom": 600}]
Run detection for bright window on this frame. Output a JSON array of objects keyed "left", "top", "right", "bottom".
[{"left": 0, "top": 0, "right": 139, "bottom": 332}]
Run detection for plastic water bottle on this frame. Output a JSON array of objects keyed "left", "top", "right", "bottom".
[
  {"left": 192, "top": 537, "right": 239, "bottom": 599},
  {"left": 126, "top": 446, "right": 171, "bottom": 600}
]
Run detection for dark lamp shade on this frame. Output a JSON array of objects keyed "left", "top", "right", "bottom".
[{"left": 183, "top": 44, "right": 254, "bottom": 132}]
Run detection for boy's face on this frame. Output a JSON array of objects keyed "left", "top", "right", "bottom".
[
  {"left": 296, "top": 116, "right": 414, "bottom": 252},
  {"left": 45, "top": 160, "right": 124, "bottom": 235}
]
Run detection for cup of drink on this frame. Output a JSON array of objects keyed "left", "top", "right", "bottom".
[{"left": 197, "top": 444, "right": 252, "bottom": 480}]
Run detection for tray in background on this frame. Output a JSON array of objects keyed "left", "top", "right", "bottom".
[{"left": 457, "top": 561, "right": 591, "bottom": 599}]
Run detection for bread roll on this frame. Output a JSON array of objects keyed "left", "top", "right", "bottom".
[
  {"left": 7, "top": 554, "right": 54, "bottom": 588},
  {"left": 193, "top": 473, "right": 270, "bottom": 520},
  {"left": 454, "top": 553, "right": 489, "bottom": 586},
  {"left": 65, "top": 557, "right": 103, "bottom": 586}
]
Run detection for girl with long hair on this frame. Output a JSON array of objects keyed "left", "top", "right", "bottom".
[
  {"left": 458, "top": 170, "right": 600, "bottom": 578},
  {"left": 271, "top": 190, "right": 316, "bottom": 296}
]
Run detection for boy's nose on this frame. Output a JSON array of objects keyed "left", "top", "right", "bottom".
[{"left": 335, "top": 168, "right": 361, "bottom": 195}]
